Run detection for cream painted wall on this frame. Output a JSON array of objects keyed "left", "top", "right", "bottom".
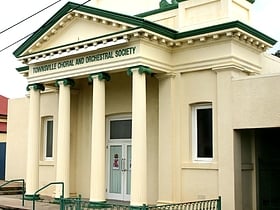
[
  {"left": 92, "top": 0, "right": 159, "bottom": 15},
  {"left": 74, "top": 78, "right": 92, "bottom": 197},
  {"left": 181, "top": 70, "right": 218, "bottom": 201},
  {"left": 181, "top": 169, "right": 218, "bottom": 201},
  {"left": 42, "top": 18, "right": 122, "bottom": 50},
  {"left": 0, "top": 133, "right": 6, "bottom": 142},
  {"left": 178, "top": 0, "right": 251, "bottom": 31},
  {"left": 233, "top": 74, "right": 280, "bottom": 129},
  {"left": 6, "top": 98, "right": 29, "bottom": 180},
  {"left": 39, "top": 92, "right": 58, "bottom": 195}
]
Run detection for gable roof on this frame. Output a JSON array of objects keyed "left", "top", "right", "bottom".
[{"left": 14, "top": 1, "right": 276, "bottom": 59}]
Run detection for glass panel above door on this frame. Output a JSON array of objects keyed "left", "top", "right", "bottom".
[{"left": 110, "top": 119, "right": 132, "bottom": 139}]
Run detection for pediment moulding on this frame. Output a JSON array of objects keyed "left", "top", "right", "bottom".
[
  {"left": 19, "top": 25, "right": 273, "bottom": 65},
  {"left": 27, "top": 10, "right": 133, "bottom": 55}
]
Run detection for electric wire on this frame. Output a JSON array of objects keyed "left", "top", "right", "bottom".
[
  {"left": 0, "top": 0, "right": 62, "bottom": 35},
  {"left": 0, "top": 0, "right": 91, "bottom": 53}
]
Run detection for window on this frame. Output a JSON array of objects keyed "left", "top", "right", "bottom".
[
  {"left": 110, "top": 119, "right": 132, "bottom": 139},
  {"left": 192, "top": 104, "right": 213, "bottom": 160},
  {"left": 43, "top": 117, "right": 54, "bottom": 160}
]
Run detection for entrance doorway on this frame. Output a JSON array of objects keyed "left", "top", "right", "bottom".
[
  {"left": 256, "top": 128, "right": 280, "bottom": 210},
  {"left": 107, "top": 116, "right": 131, "bottom": 201}
]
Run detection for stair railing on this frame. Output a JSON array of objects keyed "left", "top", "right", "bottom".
[
  {"left": 32, "top": 182, "right": 64, "bottom": 210},
  {"left": 0, "top": 179, "right": 25, "bottom": 206}
]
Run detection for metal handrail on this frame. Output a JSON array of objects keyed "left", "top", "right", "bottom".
[
  {"left": 0, "top": 179, "right": 25, "bottom": 206},
  {"left": 32, "top": 181, "right": 64, "bottom": 210}
]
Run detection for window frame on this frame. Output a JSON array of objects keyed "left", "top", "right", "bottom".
[
  {"left": 192, "top": 103, "right": 213, "bottom": 162},
  {"left": 42, "top": 116, "right": 54, "bottom": 161},
  {"left": 107, "top": 115, "right": 132, "bottom": 142}
]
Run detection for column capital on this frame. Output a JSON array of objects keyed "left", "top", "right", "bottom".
[
  {"left": 88, "top": 72, "right": 110, "bottom": 83},
  {"left": 26, "top": 83, "right": 45, "bottom": 91},
  {"left": 55, "top": 78, "right": 75, "bottom": 87},
  {"left": 127, "top": 65, "right": 152, "bottom": 76}
]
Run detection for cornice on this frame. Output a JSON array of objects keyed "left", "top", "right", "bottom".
[{"left": 18, "top": 21, "right": 275, "bottom": 66}]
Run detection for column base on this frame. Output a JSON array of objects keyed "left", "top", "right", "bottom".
[{"left": 24, "top": 194, "right": 40, "bottom": 200}]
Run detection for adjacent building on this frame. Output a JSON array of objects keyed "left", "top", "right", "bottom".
[
  {"left": 6, "top": 0, "right": 280, "bottom": 210},
  {"left": 0, "top": 95, "right": 8, "bottom": 180}
]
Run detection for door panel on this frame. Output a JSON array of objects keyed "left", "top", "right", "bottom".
[
  {"left": 126, "top": 145, "right": 131, "bottom": 195},
  {"left": 109, "top": 145, "right": 122, "bottom": 194}
]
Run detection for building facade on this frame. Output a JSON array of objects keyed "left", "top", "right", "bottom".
[{"left": 6, "top": 0, "right": 280, "bottom": 210}]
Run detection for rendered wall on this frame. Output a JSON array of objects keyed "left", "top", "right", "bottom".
[
  {"left": 6, "top": 98, "right": 29, "bottom": 180},
  {"left": 233, "top": 75, "right": 280, "bottom": 129},
  {"left": 181, "top": 70, "right": 218, "bottom": 201}
]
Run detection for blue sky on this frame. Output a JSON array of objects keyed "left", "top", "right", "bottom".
[{"left": 0, "top": 0, "right": 279, "bottom": 98}]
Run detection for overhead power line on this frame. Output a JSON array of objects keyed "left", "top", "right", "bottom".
[
  {"left": 0, "top": 0, "right": 62, "bottom": 35},
  {"left": 0, "top": 0, "right": 91, "bottom": 53}
]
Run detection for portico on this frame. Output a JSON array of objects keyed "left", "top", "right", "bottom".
[{"left": 24, "top": 64, "right": 155, "bottom": 206}]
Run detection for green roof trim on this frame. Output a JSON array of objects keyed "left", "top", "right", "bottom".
[
  {"left": 14, "top": 2, "right": 273, "bottom": 58},
  {"left": 175, "top": 21, "right": 276, "bottom": 45},
  {"left": 16, "top": 66, "right": 29, "bottom": 72}
]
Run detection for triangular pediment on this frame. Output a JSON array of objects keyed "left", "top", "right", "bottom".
[
  {"left": 13, "top": 2, "right": 148, "bottom": 58},
  {"left": 28, "top": 12, "right": 133, "bottom": 54}
]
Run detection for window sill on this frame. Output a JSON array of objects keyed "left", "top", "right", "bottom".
[
  {"left": 39, "top": 160, "right": 55, "bottom": 166},
  {"left": 182, "top": 162, "right": 218, "bottom": 170}
]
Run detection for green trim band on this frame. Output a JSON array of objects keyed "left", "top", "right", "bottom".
[
  {"left": 127, "top": 65, "right": 152, "bottom": 76},
  {"left": 175, "top": 20, "right": 276, "bottom": 44},
  {"left": 26, "top": 83, "right": 45, "bottom": 91},
  {"left": 55, "top": 78, "right": 75, "bottom": 87},
  {"left": 88, "top": 72, "right": 111, "bottom": 83},
  {"left": 88, "top": 201, "right": 108, "bottom": 208},
  {"left": 16, "top": 66, "right": 29, "bottom": 72}
]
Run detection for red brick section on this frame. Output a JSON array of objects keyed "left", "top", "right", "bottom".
[
  {"left": 0, "top": 95, "right": 8, "bottom": 133},
  {"left": 0, "top": 95, "right": 8, "bottom": 115}
]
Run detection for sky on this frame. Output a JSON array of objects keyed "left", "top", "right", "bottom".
[{"left": 0, "top": 0, "right": 279, "bottom": 99}]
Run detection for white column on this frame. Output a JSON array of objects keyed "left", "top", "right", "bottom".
[
  {"left": 89, "top": 73, "right": 109, "bottom": 202},
  {"left": 55, "top": 79, "right": 73, "bottom": 198},
  {"left": 25, "top": 84, "right": 44, "bottom": 198},
  {"left": 129, "top": 66, "right": 151, "bottom": 206}
]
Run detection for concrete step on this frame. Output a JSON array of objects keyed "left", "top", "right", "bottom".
[
  {"left": 0, "top": 181, "right": 24, "bottom": 196},
  {"left": 0, "top": 196, "right": 59, "bottom": 210}
]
